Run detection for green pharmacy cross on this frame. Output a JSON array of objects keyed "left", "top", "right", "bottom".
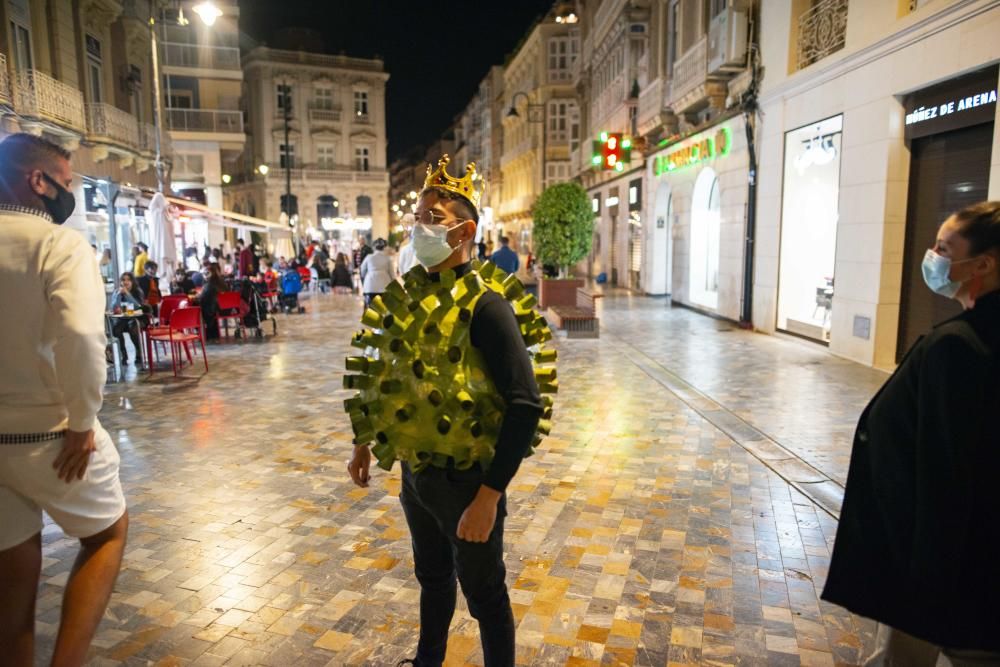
[{"left": 343, "top": 260, "right": 558, "bottom": 473}]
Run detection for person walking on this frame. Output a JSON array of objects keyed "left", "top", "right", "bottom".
[
  {"left": 237, "top": 238, "right": 255, "bottom": 279},
  {"left": 823, "top": 201, "right": 1000, "bottom": 666},
  {"left": 0, "top": 133, "right": 128, "bottom": 667},
  {"left": 490, "top": 236, "right": 519, "bottom": 275},
  {"left": 133, "top": 242, "right": 149, "bottom": 277},
  {"left": 359, "top": 238, "right": 396, "bottom": 308},
  {"left": 348, "top": 157, "right": 543, "bottom": 667}
]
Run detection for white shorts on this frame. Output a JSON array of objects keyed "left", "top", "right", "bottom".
[{"left": 0, "top": 423, "right": 127, "bottom": 551}]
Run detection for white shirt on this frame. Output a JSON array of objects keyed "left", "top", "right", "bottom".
[
  {"left": 0, "top": 206, "right": 107, "bottom": 433},
  {"left": 398, "top": 241, "right": 416, "bottom": 276},
  {"left": 360, "top": 249, "right": 396, "bottom": 294}
]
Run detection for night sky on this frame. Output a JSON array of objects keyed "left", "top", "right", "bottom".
[{"left": 240, "top": 0, "right": 555, "bottom": 163}]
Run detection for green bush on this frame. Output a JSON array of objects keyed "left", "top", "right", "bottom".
[{"left": 531, "top": 182, "right": 594, "bottom": 277}]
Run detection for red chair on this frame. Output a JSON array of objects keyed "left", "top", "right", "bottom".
[
  {"left": 148, "top": 306, "right": 208, "bottom": 376},
  {"left": 216, "top": 291, "right": 245, "bottom": 338},
  {"left": 147, "top": 296, "right": 189, "bottom": 362}
]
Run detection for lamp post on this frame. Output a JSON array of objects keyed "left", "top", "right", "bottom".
[{"left": 149, "top": 1, "right": 222, "bottom": 193}]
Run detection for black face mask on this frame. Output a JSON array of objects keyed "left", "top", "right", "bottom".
[{"left": 40, "top": 172, "right": 75, "bottom": 225}]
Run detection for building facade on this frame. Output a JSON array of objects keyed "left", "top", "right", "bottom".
[
  {"left": 161, "top": 0, "right": 242, "bottom": 227},
  {"left": 226, "top": 47, "right": 390, "bottom": 243},
  {"left": 753, "top": 0, "right": 1000, "bottom": 369},
  {"left": 0, "top": 0, "right": 168, "bottom": 278},
  {"left": 498, "top": 5, "right": 581, "bottom": 257}
]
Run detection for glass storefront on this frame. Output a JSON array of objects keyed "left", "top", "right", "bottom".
[
  {"left": 777, "top": 115, "right": 843, "bottom": 342},
  {"left": 689, "top": 167, "right": 720, "bottom": 309}
]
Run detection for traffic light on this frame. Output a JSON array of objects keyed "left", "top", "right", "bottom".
[{"left": 591, "top": 132, "right": 632, "bottom": 172}]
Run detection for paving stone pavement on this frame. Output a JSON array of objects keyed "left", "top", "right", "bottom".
[{"left": 31, "top": 290, "right": 882, "bottom": 666}]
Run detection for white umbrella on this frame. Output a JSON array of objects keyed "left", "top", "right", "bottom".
[{"left": 147, "top": 192, "right": 177, "bottom": 287}]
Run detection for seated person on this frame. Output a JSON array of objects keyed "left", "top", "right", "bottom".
[
  {"left": 332, "top": 253, "right": 354, "bottom": 293},
  {"left": 190, "top": 263, "right": 228, "bottom": 340},
  {"left": 110, "top": 272, "right": 147, "bottom": 366},
  {"left": 136, "top": 260, "right": 162, "bottom": 315}
]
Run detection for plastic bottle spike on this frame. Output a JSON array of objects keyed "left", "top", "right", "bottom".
[
  {"left": 389, "top": 338, "right": 413, "bottom": 356},
  {"left": 408, "top": 301, "right": 431, "bottom": 326},
  {"left": 436, "top": 288, "right": 454, "bottom": 308},
  {"left": 437, "top": 415, "right": 452, "bottom": 435},
  {"left": 515, "top": 310, "right": 534, "bottom": 324},
  {"left": 457, "top": 308, "right": 472, "bottom": 325},
  {"left": 352, "top": 431, "right": 374, "bottom": 446},
  {"left": 343, "top": 375, "right": 372, "bottom": 390},
  {"left": 535, "top": 368, "right": 557, "bottom": 382},
  {"left": 361, "top": 309, "right": 383, "bottom": 328},
  {"left": 351, "top": 330, "right": 377, "bottom": 349},
  {"left": 422, "top": 323, "right": 442, "bottom": 344},
  {"left": 446, "top": 346, "right": 462, "bottom": 364},
  {"left": 383, "top": 313, "right": 408, "bottom": 336},
  {"left": 369, "top": 295, "right": 388, "bottom": 315},
  {"left": 408, "top": 264, "right": 430, "bottom": 284},
  {"left": 538, "top": 379, "right": 558, "bottom": 394},
  {"left": 384, "top": 280, "right": 408, "bottom": 303},
  {"left": 518, "top": 293, "right": 538, "bottom": 310},
  {"left": 411, "top": 359, "right": 426, "bottom": 379},
  {"left": 345, "top": 356, "right": 368, "bottom": 372},
  {"left": 395, "top": 403, "right": 416, "bottom": 422},
  {"left": 343, "top": 395, "right": 364, "bottom": 412},
  {"left": 438, "top": 269, "right": 456, "bottom": 289},
  {"left": 535, "top": 349, "right": 557, "bottom": 364},
  {"left": 362, "top": 400, "right": 384, "bottom": 416},
  {"left": 427, "top": 389, "right": 444, "bottom": 406},
  {"left": 478, "top": 262, "right": 495, "bottom": 280},
  {"left": 502, "top": 274, "right": 524, "bottom": 299},
  {"left": 536, "top": 419, "right": 552, "bottom": 435},
  {"left": 379, "top": 379, "right": 403, "bottom": 394},
  {"left": 455, "top": 390, "right": 474, "bottom": 411},
  {"left": 375, "top": 431, "right": 389, "bottom": 444},
  {"left": 467, "top": 419, "right": 484, "bottom": 438}
]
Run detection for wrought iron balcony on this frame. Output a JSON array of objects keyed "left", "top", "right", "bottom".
[
  {"left": 86, "top": 103, "right": 140, "bottom": 148},
  {"left": 0, "top": 54, "right": 9, "bottom": 106},
  {"left": 669, "top": 36, "right": 708, "bottom": 108},
  {"left": 15, "top": 69, "right": 86, "bottom": 132},
  {"left": 166, "top": 108, "right": 244, "bottom": 134},
  {"left": 797, "top": 0, "right": 848, "bottom": 70}
]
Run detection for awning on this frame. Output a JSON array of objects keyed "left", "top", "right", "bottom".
[{"left": 166, "top": 196, "right": 286, "bottom": 233}]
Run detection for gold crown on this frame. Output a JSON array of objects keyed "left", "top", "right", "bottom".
[{"left": 423, "top": 155, "right": 482, "bottom": 209}]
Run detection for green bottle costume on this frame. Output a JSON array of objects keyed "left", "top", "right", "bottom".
[{"left": 343, "top": 260, "right": 557, "bottom": 473}]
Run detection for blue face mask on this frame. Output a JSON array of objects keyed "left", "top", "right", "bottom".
[{"left": 921, "top": 249, "right": 973, "bottom": 299}]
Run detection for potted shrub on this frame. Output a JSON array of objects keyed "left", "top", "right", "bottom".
[{"left": 531, "top": 181, "right": 595, "bottom": 309}]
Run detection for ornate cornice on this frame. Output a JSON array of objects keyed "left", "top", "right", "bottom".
[{"left": 80, "top": 0, "right": 123, "bottom": 37}]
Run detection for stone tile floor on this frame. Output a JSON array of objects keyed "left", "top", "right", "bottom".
[{"left": 32, "top": 290, "right": 884, "bottom": 666}]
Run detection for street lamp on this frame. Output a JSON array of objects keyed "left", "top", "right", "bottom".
[
  {"left": 149, "top": 1, "right": 223, "bottom": 192},
  {"left": 257, "top": 164, "right": 269, "bottom": 175},
  {"left": 192, "top": 1, "right": 223, "bottom": 26},
  {"left": 507, "top": 90, "right": 548, "bottom": 195}
]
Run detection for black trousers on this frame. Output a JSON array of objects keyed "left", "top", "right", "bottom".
[{"left": 399, "top": 463, "right": 515, "bottom": 667}]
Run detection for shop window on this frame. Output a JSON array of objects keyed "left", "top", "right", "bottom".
[
  {"left": 777, "top": 115, "right": 842, "bottom": 342},
  {"left": 356, "top": 195, "right": 372, "bottom": 216},
  {"left": 689, "top": 167, "right": 720, "bottom": 309}
]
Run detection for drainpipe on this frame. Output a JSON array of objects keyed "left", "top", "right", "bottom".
[{"left": 739, "top": 27, "right": 761, "bottom": 330}]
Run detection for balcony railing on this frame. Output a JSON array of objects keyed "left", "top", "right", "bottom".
[
  {"left": 166, "top": 108, "right": 244, "bottom": 134},
  {"left": 0, "top": 54, "right": 9, "bottom": 105},
  {"left": 669, "top": 36, "right": 708, "bottom": 107},
  {"left": 797, "top": 0, "right": 848, "bottom": 70},
  {"left": 352, "top": 112, "right": 372, "bottom": 124},
  {"left": 15, "top": 70, "right": 86, "bottom": 131},
  {"left": 308, "top": 106, "right": 341, "bottom": 123},
  {"left": 86, "top": 103, "right": 140, "bottom": 148},
  {"left": 162, "top": 42, "right": 241, "bottom": 70}
]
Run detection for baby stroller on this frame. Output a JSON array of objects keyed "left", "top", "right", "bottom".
[
  {"left": 239, "top": 279, "right": 277, "bottom": 336},
  {"left": 280, "top": 268, "right": 306, "bottom": 313}
]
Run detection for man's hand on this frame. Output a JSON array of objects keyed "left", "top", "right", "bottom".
[
  {"left": 347, "top": 445, "right": 371, "bottom": 487},
  {"left": 53, "top": 429, "right": 96, "bottom": 482},
  {"left": 457, "top": 486, "right": 502, "bottom": 543}
]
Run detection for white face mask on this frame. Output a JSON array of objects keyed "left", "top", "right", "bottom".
[{"left": 412, "top": 222, "right": 462, "bottom": 268}]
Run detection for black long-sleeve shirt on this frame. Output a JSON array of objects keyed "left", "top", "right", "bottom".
[{"left": 431, "top": 262, "right": 544, "bottom": 492}]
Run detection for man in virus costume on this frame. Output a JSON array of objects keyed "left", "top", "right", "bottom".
[{"left": 345, "top": 156, "right": 556, "bottom": 666}]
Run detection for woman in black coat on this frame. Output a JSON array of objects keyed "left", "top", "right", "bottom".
[{"left": 823, "top": 201, "right": 1000, "bottom": 665}]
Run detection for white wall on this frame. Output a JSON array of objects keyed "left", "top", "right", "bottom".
[
  {"left": 754, "top": 0, "right": 1000, "bottom": 369},
  {"left": 643, "top": 115, "right": 750, "bottom": 320}
]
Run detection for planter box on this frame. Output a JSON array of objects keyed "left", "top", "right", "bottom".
[{"left": 539, "top": 278, "right": 584, "bottom": 310}]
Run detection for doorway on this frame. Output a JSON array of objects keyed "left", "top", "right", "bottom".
[
  {"left": 651, "top": 182, "right": 673, "bottom": 295},
  {"left": 897, "top": 121, "right": 994, "bottom": 361}
]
